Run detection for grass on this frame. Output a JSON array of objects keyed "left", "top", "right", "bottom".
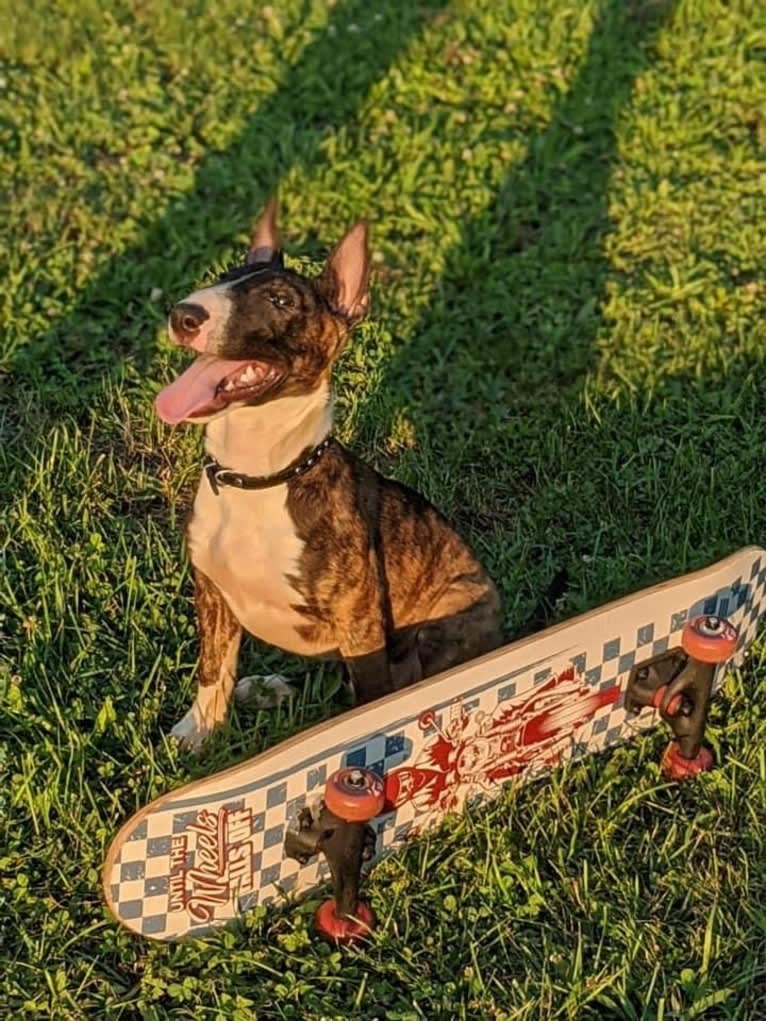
[{"left": 2, "top": 0, "right": 766, "bottom": 1015}]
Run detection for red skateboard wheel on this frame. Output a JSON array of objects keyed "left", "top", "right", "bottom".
[
  {"left": 324, "top": 768, "right": 385, "bottom": 822},
  {"left": 651, "top": 684, "right": 683, "bottom": 716},
  {"left": 681, "top": 615, "right": 738, "bottom": 664},
  {"left": 660, "top": 740, "right": 714, "bottom": 781},
  {"left": 315, "top": 898, "right": 375, "bottom": 942}
]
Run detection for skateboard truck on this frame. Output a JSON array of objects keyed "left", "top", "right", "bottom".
[
  {"left": 625, "top": 615, "right": 738, "bottom": 780},
  {"left": 284, "top": 767, "right": 384, "bottom": 941}
]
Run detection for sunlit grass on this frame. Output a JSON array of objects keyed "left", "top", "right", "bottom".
[{"left": 1, "top": 0, "right": 765, "bottom": 1015}]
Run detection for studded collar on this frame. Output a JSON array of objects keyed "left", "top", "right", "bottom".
[{"left": 203, "top": 435, "right": 334, "bottom": 495}]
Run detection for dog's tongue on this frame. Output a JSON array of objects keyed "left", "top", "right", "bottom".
[{"left": 154, "top": 354, "right": 251, "bottom": 424}]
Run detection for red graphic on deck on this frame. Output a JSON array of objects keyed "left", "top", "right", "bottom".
[{"left": 384, "top": 668, "right": 619, "bottom": 819}]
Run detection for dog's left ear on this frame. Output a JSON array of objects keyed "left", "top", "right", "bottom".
[
  {"left": 318, "top": 221, "right": 370, "bottom": 325},
  {"left": 247, "top": 196, "right": 284, "bottom": 266}
]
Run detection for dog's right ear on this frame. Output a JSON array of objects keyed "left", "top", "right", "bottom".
[
  {"left": 247, "top": 197, "right": 283, "bottom": 266},
  {"left": 318, "top": 220, "right": 371, "bottom": 325}
]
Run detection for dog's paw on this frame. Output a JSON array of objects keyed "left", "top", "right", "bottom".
[
  {"left": 170, "top": 705, "right": 215, "bottom": 751},
  {"left": 235, "top": 673, "right": 296, "bottom": 708}
]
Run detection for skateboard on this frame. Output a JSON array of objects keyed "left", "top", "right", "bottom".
[{"left": 104, "top": 546, "right": 766, "bottom": 941}]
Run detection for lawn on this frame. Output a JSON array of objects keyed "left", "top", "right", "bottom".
[{"left": 2, "top": 0, "right": 766, "bottom": 1016}]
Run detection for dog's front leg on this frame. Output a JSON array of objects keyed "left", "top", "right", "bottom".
[{"left": 170, "top": 569, "right": 241, "bottom": 750}]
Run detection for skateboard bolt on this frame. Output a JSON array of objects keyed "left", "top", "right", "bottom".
[{"left": 700, "top": 616, "right": 724, "bottom": 636}]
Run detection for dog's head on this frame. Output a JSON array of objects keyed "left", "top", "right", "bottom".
[{"left": 154, "top": 199, "right": 370, "bottom": 424}]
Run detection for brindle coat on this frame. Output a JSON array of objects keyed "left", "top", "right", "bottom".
[{"left": 157, "top": 200, "right": 503, "bottom": 747}]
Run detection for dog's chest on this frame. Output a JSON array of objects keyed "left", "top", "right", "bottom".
[{"left": 187, "top": 481, "right": 327, "bottom": 655}]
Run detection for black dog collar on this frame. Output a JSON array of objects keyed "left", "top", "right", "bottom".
[{"left": 204, "top": 435, "right": 334, "bottom": 495}]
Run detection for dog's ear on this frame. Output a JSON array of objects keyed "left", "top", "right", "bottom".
[
  {"left": 318, "top": 220, "right": 370, "bottom": 325},
  {"left": 247, "top": 196, "right": 283, "bottom": 266}
]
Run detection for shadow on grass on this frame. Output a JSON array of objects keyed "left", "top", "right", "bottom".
[
  {"left": 6, "top": 0, "right": 447, "bottom": 406},
  {"left": 358, "top": 0, "right": 676, "bottom": 442},
  {"left": 348, "top": 0, "right": 754, "bottom": 615}
]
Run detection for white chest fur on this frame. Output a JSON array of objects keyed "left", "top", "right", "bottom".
[
  {"left": 187, "top": 480, "right": 327, "bottom": 655},
  {"left": 185, "top": 387, "right": 334, "bottom": 657}
]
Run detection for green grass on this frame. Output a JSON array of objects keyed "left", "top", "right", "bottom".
[{"left": 2, "top": 0, "right": 766, "bottom": 1015}]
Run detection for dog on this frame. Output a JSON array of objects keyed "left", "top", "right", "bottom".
[{"left": 155, "top": 199, "right": 503, "bottom": 748}]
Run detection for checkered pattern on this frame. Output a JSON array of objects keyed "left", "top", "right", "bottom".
[{"left": 106, "top": 552, "right": 766, "bottom": 940}]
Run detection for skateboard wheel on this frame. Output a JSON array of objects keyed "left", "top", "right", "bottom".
[
  {"left": 315, "top": 898, "right": 375, "bottom": 942},
  {"left": 681, "top": 615, "right": 738, "bottom": 664},
  {"left": 660, "top": 740, "right": 714, "bottom": 781},
  {"left": 325, "top": 768, "right": 385, "bottom": 822},
  {"left": 650, "top": 684, "right": 683, "bottom": 716}
]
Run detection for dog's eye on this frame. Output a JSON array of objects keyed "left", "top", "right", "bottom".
[{"left": 269, "top": 293, "right": 292, "bottom": 309}]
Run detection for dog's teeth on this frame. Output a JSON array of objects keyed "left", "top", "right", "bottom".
[
  {"left": 242, "top": 366, "right": 257, "bottom": 383},
  {"left": 225, "top": 380, "right": 235, "bottom": 391}
]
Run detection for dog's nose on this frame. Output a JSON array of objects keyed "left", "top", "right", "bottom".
[{"left": 169, "top": 302, "right": 209, "bottom": 343}]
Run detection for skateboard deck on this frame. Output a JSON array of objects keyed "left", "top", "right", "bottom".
[{"left": 104, "top": 547, "right": 766, "bottom": 940}]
